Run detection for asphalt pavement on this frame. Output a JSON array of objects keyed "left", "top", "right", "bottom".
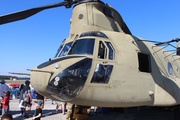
[{"left": 0, "top": 99, "right": 175, "bottom": 120}]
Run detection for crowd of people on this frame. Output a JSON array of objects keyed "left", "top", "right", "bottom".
[{"left": 0, "top": 79, "right": 68, "bottom": 120}]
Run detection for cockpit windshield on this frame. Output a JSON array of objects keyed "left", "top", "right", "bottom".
[
  {"left": 58, "top": 42, "right": 72, "bottom": 57},
  {"left": 68, "top": 38, "right": 95, "bottom": 55}
]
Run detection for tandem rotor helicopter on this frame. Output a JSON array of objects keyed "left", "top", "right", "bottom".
[{"left": 1, "top": 0, "right": 180, "bottom": 115}]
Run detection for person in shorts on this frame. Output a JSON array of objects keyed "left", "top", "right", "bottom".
[
  {"left": 22, "top": 80, "right": 32, "bottom": 117},
  {"left": 55, "top": 101, "right": 66, "bottom": 115},
  {"left": 1, "top": 91, "right": 10, "bottom": 115}
]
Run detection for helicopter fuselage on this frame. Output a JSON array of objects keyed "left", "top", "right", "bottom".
[{"left": 30, "top": 1, "right": 180, "bottom": 107}]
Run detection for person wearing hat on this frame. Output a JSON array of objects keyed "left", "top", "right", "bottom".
[
  {"left": 34, "top": 90, "right": 45, "bottom": 109},
  {"left": 0, "top": 79, "right": 11, "bottom": 99},
  {"left": 32, "top": 101, "right": 43, "bottom": 120},
  {"left": 1, "top": 91, "right": 10, "bottom": 115},
  {"left": 0, "top": 79, "right": 11, "bottom": 116}
]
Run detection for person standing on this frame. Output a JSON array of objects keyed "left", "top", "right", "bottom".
[
  {"left": 55, "top": 101, "right": 66, "bottom": 115},
  {"left": 66, "top": 103, "right": 74, "bottom": 120},
  {"left": 0, "top": 79, "right": 11, "bottom": 115},
  {"left": 0, "top": 79, "right": 11, "bottom": 98},
  {"left": 18, "top": 84, "right": 24, "bottom": 116},
  {"left": 22, "top": 80, "right": 32, "bottom": 117},
  {"left": 11, "top": 87, "right": 17, "bottom": 99},
  {"left": 1, "top": 91, "right": 10, "bottom": 115}
]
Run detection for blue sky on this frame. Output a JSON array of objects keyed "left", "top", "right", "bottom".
[{"left": 0, "top": 0, "right": 180, "bottom": 75}]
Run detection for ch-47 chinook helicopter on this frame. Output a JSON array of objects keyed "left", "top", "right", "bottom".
[{"left": 1, "top": 0, "right": 180, "bottom": 116}]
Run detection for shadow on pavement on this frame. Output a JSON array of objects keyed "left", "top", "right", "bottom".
[{"left": 10, "top": 109, "right": 56, "bottom": 120}]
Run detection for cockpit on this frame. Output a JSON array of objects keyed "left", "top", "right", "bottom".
[{"left": 46, "top": 31, "right": 115, "bottom": 101}]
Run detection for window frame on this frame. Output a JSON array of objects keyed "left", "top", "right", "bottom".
[{"left": 105, "top": 41, "right": 115, "bottom": 60}]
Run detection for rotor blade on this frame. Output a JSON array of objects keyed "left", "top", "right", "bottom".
[
  {"left": 138, "top": 39, "right": 160, "bottom": 43},
  {"left": 0, "top": 1, "right": 68, "bottom": 25},
  {"left": 9, "top": 72, "right": 30, "bottom": 76},
  {"left": 155, "top": 38, "right": 180, "bottom": 46}
]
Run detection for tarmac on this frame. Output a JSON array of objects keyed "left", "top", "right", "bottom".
[{"left": 0, "top": 99, "right": 175, "bottom": 120}]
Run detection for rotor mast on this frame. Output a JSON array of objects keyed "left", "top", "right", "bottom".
[
  {"left": 70, "top": 0, "right": 132, "bottom": 35},
  {"left": 0, "top": 0, "right": 131, "bottom": 35}
]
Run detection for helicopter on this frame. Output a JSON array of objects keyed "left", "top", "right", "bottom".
[{"left": 1, "top": 0, "right": 180, "bottom": 117}]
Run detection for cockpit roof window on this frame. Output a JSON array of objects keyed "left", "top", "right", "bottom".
[
  {"left": 80, "top": 31, "right": 108, "bottom": 39},
  {"left": 68, "top": 38, "right": 95, "bottom": 55}
]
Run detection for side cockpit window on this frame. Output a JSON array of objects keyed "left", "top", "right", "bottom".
[
  {"left": 105, "top": 42, "right": 115, "bottom": 60},
  {"left": 98, "top": 41, "right": 106, "bottom": 59},
  {"left": 97, "top": 41, "right": 115, "bottom": 60},
  {"left": 91, "top": 64, "right": 113, "bottom": 84}
]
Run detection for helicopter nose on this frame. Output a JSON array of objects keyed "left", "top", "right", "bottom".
[
  {"left": 46, "top": 58, "right": 92, "bottom": 101},
  {"left": 30, "top": 69, "right": 54, "bottom": 98}
]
